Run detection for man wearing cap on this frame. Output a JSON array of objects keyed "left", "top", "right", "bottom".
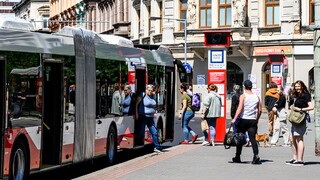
[
  {"left": 264, "top": 82, "right": 279, "bottom": 136},
  {"left": 231, "top": 80, "right": 262, "bottom": 164}
]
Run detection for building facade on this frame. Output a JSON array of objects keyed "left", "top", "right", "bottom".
[
  {"left": 0, "top": 0, "right": 20, "bottom": 18},
  {"left": 49, "top": 0, "right": 86, "bottom": 32},
  {"left": 86, "top": 0, "right": 130, "bottom": 36},
  {"left": 129, "top": 0, "right": 315, "bottom": 102},
  {"left": 12, "top": 0, "right": 50, "bottom": 31},
  {"left": 48, "top": 0, "right": 130, "bottom": 36}
]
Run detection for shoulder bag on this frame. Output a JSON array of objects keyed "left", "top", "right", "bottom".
[
  {"left": 223, "top": 126, "right": 246, "bottom": 149},
  {"left": 288, "top": 106, "right": 306, "bottom": 124},
  {"left": 201, "top": 119, "right": 209, "bottom": 132}
]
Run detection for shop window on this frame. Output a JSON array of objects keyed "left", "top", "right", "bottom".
[
  {"left": 180, "top": 0, "right": 187, "bottom": 30},
  {"left": 226, "top": 62, "right": 243, "bottom": 99},
  {"left": 219, "top": 0, "right": 231, "bottom": 27},
  {"left": 265, "top": 0, "right": 279, "bottom": 26},
  {"left": 200, "top": 0, "right": 212, "bottom": 28}
]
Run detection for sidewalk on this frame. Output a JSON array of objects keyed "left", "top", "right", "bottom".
[{"left": 76, "top": 112, "right": 320, "bottom": 180}]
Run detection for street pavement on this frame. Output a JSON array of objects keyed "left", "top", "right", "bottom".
[{"left": 75, "top": 111, "right": 320, "bottom": 180}]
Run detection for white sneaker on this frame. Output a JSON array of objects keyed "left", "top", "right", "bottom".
[
  {"left": 211, "top": 141, "right": 215, "bottom": 146},
  {"left": 201, "top": 141, "right": 210, "bottom": 146}
]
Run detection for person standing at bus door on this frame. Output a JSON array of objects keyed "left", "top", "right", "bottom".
[
  {"left": 178, "top": 83, "right": 198, "bottom": 145},
  {"left": 270, "top": 86, "right": 290, "bottom": 146},
  {"left": 122, "top": 85, "right": 135, "bottom": 116},
  {"left": 111, "top": 84, "right": 122, "bottom": 116},
  {"left": 265, "top": 82, "right": 279, "bottom": 137},
  {"left": 286, "top": 80, "right": 314, "bottom": 166},
  {"left": 135, "top": 84, "right": 161, "bottom": 153},
  {"left": 231, "top": 85, "right": 249, "bottom": 146},
  {"left": 231, "top": 80, "right": 262, "bottom": 164},
  {"left": 12, "top": 86, "right": 26, "bottom": 119},
  {"left": 200, "top": 84, "right": 221, "bottom": 146}
]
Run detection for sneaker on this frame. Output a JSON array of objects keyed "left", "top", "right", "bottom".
[
  {"left": 232, "top": 157, "right": 241, "bottom": 163},
  {"left": 154, "top": 148, "right": 162, "bottom": 153},
  {"left": 271, "top": 144, "right": 276, "bottom": 147},
  {"left": 201, "top": 141, "right": 211, "bottom": 146},
  {"left": 290, "top": 161, "right": 304, "bottom": 166},
  {"left": 211, "top": 141, "right": 215, "bottom": 146},
  {"left": 252, "top": 155, "right": 261, "bottom": 164},
  {"left": 191, "top": 134, "right": 198, "bottom": 143},
  {"left": 285, "top": 159, "right": 296, "bottom": 165},
  {"left": 181, "top": 141, "right": 189, "bottom": 145}
]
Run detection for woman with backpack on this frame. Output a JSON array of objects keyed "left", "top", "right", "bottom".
[
  {"left": 200, "top": 84, "right": 222, "bottom": 146},
  {"left": 178, "top": 83, "right": 198, "bottom": 144}
]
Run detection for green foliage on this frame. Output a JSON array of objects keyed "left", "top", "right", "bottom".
[
  {"left": 4, "top": 51, "right": 39, "bottom": 81},
  {"left": 96, "top": 59, "right": 128, "bottom": 85}
]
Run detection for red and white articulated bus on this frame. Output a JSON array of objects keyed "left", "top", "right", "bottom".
[{"left": 0, "top": 18, "right": 186, "bottom": 179}]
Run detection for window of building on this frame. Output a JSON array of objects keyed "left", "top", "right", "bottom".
[
  {"left": 137, "top": 9, "right": 141, "bottom": 36},
  {"left": 200, "top": 0, "right": 212, "bottom": 28},
  {"left": 265, "top": 0, "right": 279, "bottom": 26},
  {"left": 147, "top": 5, "right": 151, "bottom": 36},
  {"left": 218, "top": 0, "right": 231, "bottom": 27},
  {"left": 180, "top": 0, "right": 187, "bottom": 30},
  {"left": 310, "top": 0, "right": 315, "bottom": 25},
  {"left": 159, "top": 1, "right": 163, "bottom": 33},
  {"left": 43, "top": 15, "right": 49, "bottom": 29}
]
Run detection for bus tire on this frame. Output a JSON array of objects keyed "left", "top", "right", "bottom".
[
  {"left": 9, "top": 139, "right": 29, "bottom": 180},
  {"left": 106, "top": 125, "right": 117, "bottom": 165}
]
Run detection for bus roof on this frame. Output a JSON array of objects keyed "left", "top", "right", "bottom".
[
  {"left": 0, "top": 17, "right": 34, "bottom": 31},
  {"left": 0, "top": 27, "right": 174, "bottom": 67}
]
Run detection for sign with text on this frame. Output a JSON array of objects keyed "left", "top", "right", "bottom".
[
  {"left": 207, "top": 49, "right": 226, "bottom": 143},
  {"left": 208, "top": 49, "right": 226, "bottom": 70}
]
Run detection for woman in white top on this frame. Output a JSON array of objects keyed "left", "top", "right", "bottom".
[{"left": 231, "top": 80, "right": 262, "bottom": 164}]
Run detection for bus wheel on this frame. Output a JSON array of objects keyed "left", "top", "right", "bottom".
[
  {"left": 9, "top": 140, "right": 29, "bottom": 180},
  {"left": 106, "top": 125, "right": 117, "bottom": 165}
]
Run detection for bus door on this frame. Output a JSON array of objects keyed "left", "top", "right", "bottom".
[
  {"left": 165, "top": 67, "right": 175, "bottom": 141},
  {"left": 0, "top": 56, "right": 5, "bottom": 177},
  {"left": 134, "top": 66, "right": 146, "bottom": 147},
  {"left": 41, "top": 60, "right": 63, "bottom": 166}
]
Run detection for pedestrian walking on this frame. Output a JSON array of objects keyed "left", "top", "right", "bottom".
[
  {"left": 231, "top": 85, "right": 249, "bottom": 146},
  {"left": 270, "top": 86, "right": 290, "bottom": 146},
  {"left": 231, "top": 80, "right": 262, "bottom": 164},
  {"left": 135, "top": 84, "right": 161, "bottom": 153},
  {"left": 286, "top": 80, "right": 314, "bottom": 166},
  {"left": 265, "top": 82, "right": 279, "bottom": 136},
  {"left": 178, "top": 83, "right": 198, "bottom": 144},
  {"left": 186, "top": 84, "right": 193, "bottom": 96},
  {"left": 200, "top": 84, "right": 222, "bottom": 146}
]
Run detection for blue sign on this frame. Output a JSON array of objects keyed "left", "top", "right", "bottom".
[{"left": 183, "top": 63, "right": 192, "bottom": 74}]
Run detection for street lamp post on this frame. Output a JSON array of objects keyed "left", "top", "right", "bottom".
[{"left": 150, "top": 17, "right": 187, "bottom": 65}]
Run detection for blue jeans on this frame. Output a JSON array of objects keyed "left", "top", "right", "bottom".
[
  {"left": 181, "top": 110, "right": 196, "bottom": 141},
  {"left": 139, "top": 115, "right": 160, "bottom": 149},
  {"left": 203, "top": 118, "right": 217, "bottom": 141}
]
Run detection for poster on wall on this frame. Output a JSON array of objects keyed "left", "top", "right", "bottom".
[
  {"left": 248, "top": 74, "right": 257, "bottom": 89},
  {"left": 208, "top": 70, "right": 225, "bottom": 84},
  {"left": 271, "top": 76, "right": 283, "bottom": 86}
]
